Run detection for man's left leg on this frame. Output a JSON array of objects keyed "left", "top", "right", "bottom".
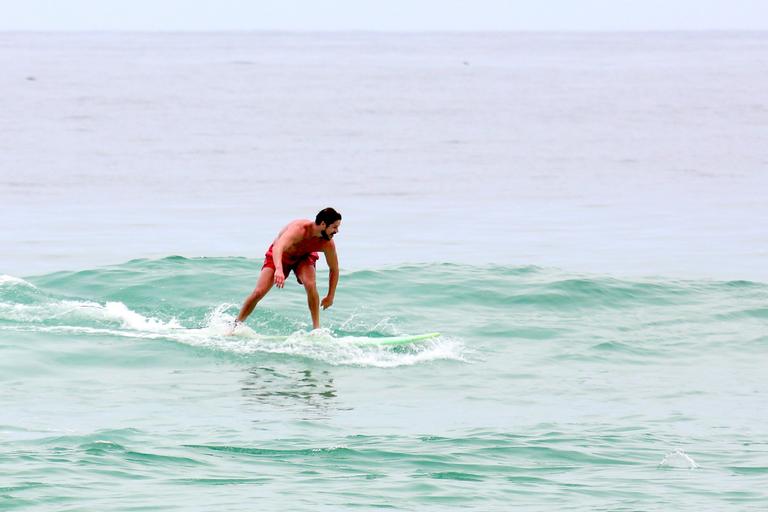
[{"left": 295, "top": 260, "right": 320, "bottom": 329}]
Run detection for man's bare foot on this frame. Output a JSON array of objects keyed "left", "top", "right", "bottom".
[{"left": 226, "top": 319, "right": 242, "bottom": 336}]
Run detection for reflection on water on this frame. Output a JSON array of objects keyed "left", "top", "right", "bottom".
[{"left": 241, "top": 366, "right": 346, "bottom": 418}]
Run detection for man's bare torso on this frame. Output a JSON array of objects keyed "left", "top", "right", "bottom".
[{"left": 274, "top": 220, "right": 328, "bottom": 261}]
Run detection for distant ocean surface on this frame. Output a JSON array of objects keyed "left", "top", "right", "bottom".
[{"left": 1, "top": 32, "right": 767, "bottom": 510}]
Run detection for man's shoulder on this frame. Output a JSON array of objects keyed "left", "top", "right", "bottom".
[
  {"left": 277, "top": 219, "right": 311, "bottom": 241},
  {"left": 285, "top": 219, "right": 312, "bottom": 232}
]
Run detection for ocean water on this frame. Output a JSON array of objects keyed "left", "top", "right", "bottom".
[{"left": 2, "top": 32, "right": 768, "bottom": 510}]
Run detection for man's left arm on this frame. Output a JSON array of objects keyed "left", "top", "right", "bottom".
[{"left": 321, "top": 243, "right": 339, "bottom": 310}]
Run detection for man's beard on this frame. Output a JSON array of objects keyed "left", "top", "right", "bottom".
[{"left": 321, "top": 229, "right": 333, "bottom": 241}]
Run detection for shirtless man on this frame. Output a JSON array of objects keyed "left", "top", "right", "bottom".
[{"left": 233, "top": 207, "right": 341, "bottom": 330}]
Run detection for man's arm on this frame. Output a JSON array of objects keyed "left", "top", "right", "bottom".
[
  {"left": 272, "top": 224, "right": 304, "bottom": 288},
  {"left": 321, "top": 243, "right": 339, "bottom": 309}
]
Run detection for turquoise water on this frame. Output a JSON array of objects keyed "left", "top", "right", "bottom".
[
  {"left": 2, "top": 257, "right": 767, "bottom": 510},
  {"left": 2, "top": 31, "right": 768, "bottom": 510}
]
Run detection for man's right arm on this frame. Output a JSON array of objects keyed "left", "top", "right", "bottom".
[{"left": 271, "top": 225, "right": 303, "bottom": 288}]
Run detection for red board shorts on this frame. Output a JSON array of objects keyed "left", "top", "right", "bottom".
[{"left": 262, "top": 244, "right": 319, "bottom": 284}]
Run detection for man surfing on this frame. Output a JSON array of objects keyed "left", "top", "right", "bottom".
[{"left": 232, "top": 207, "right": 341, "bottom": 331}]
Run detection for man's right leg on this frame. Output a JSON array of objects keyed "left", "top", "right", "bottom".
[
  {"left": 236, "top": 267, "right": 275, "bottom": 322},
  {"left": 295, "top": 260, "right": 320, "bottom": 330}
]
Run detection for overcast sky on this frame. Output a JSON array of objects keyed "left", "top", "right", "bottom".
[{"left": 1, "top": 0, "right": 767, "bottom": 31}]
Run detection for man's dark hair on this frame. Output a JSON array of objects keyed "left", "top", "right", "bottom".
[{"left": 316, "top": 207, "right": 341, "bottom": 226}]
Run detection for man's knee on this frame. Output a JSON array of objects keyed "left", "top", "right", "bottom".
[
  {"left": 301, "top": 274, "right": 317, "bottom": 292},
  {"left": 249, "top": 287, "right": 269, "bottom": 302},
  {"left": 297, "top": 264, "right": 316, "bottom": 289},
  {"left": 303, "top": 279, "right": 317, "bottom": 292}
]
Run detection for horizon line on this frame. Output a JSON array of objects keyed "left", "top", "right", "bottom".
[{"left": 2, "top": 28, "right": 767, "bottom": 34}]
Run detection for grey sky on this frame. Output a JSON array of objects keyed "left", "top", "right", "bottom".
[{"left": 1, "top": 0, "right": 767, "bottom": 31}]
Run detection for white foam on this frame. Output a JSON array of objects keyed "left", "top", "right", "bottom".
[
  {"left": 202, "top": 303, "right": 240, "bottom": 334},
  {"left": 2, "top": 316, "right": 467, "bottom": 367},
  {"left": 170, "top": 322, "right": 468, "bottom": 368},
  {"left": 0, "top": 324, "right": 175, "bottom": 340},
  {"left": 659, "top": 449, "right": 699, "bottom": 469},
  {"left": 0, "top": 297, "right": 180, "bottom": 331},
  {"left": 0, "top": 275, "right": 37, "bottom": 288},
  {"left": 338, "top": 309, "right": 398, "bottom": 336},
  {"left": 102, "top": 301, "right": 181, "bottom": 331},
  {"left": 1, "top": 297, "right": 466, "bottom": 367}
]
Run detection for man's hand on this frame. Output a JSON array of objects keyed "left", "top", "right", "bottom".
[
  {"left": 321, "top": 296, "right": 334, "bottom": 310},
  {"left": 274, "top": 269, "right": 286, "bottom": 288}
]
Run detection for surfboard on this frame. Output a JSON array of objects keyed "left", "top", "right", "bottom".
[
  {"left": 251, "top": 331, "right": 440, "bottom": 347},
  {"left": 347, "top": 332, "right": 441, "bottom": 347}
]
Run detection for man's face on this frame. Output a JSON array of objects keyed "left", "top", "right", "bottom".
[{"left": 321, "top": 220, "right": 341, "bottom": 240}]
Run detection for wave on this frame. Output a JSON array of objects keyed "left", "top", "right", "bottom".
[
  {"left": 2, "top": 256, "right": 767, "bottom": 365},
  {"left": 12, "top": 256, "right": 768, "bottom": 309},
  {"left": 0, "top": 264, "right": 467, "bottom": 367}
]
